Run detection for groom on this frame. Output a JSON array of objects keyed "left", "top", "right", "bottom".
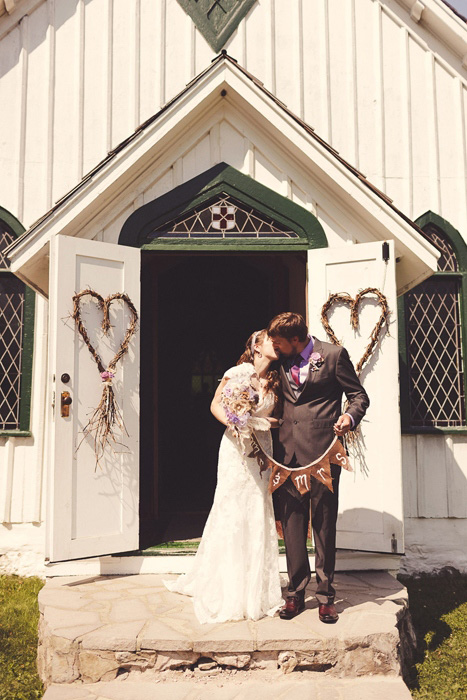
[{"left": 267, "top": 312, "right": 369, "bottom": 623}]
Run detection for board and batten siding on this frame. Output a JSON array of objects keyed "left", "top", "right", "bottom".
[
  {"left": 0, "top": 0, "right": 466, "bottom": 233},
  {"left": 0, "top": 0, "right": 466, "bottom": 573}
]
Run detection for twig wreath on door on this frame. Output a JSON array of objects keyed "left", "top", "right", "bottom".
[
  {"left": 71, "top": 289, "right": 139, "bottom": 468},
  {"left": 320, "top": 287, "right": 390, "bottom": 447},
  {"left": 320, "top": 287, "right": 390, "bottom": 375}
]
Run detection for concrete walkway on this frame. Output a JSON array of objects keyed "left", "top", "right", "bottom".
[{"left": 38, "top": 571, "right": 413, "bottom": 695}]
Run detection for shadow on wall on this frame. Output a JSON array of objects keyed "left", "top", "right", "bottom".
[{"left": 336, "top": 508, "right": 403, "bottom": 555}]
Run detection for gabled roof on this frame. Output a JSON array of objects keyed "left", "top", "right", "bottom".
[
  {"left": 443, "top": 1, "right": 467, "bottom": 23},
  {"left": 396, "top": 0, "right": 467, "bottom": 62},
  {"left": 6, "top": 51, "right": 439, "bottom": 297}
]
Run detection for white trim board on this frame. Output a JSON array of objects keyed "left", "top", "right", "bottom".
[{"left": 44, "top": 551, "right": 402, "bottom": 577}]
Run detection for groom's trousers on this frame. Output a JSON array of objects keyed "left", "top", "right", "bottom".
[{"left": 277, "top": 462, "right": 341, "bottom": 605}]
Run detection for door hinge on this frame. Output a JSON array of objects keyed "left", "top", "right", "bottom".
[
  {"left": 382, "top": 242, "right": 390, "bottom": 262},
  {"left": 391, "top": 533, "right": 397, "bottom": 553}
]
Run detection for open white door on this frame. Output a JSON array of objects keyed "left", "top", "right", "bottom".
[
  {"left": 47, "top": 235, "right": 140, "bottom": 562},
  {"left": 308, "top": 241, "right": 403, "bottom": 554}
]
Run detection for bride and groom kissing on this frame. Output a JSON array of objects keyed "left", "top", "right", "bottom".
[{"left": 165, "top": 312, "right": 369, "bottom": 625}]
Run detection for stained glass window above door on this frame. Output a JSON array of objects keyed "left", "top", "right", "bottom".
[
  {"left": 149, "top": 193, "right": 299, "bottom": 240},
  {"left": 176, "top": 0, "right": 257, "bottom": 52}
]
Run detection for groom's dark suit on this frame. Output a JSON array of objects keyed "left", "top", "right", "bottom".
[{"left": 276, "top": 337, "right": 369, "bottom": 604}]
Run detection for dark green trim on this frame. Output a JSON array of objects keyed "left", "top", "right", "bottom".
[
  {"left": 0, "top": 206, "right": 35, "bottom": 435},
  {"left": 176, "top": 0, "right": 257, "bottom": 53},
  {"left": 0, "top": 206, "right": 25, "bottom": 237},
  {"left": 416, "top": 211, "right": 467, "bottom": 270},
  {"left": 397, "top": 295, "right": 411, "bottom": 428},
  {"left": 18, "top": 283, "right": 35, "bottom": 431},
  {"left": 119, "top": 163, "right": 328, "bottom": 251},
  {"left": 399, "top": 211, "right": 466, "bottom": 432}
]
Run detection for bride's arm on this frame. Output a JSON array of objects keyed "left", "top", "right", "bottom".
[{"left": 210, "top": 377, "right": 229, "bottom": 426}]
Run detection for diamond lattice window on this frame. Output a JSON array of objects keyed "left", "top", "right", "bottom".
[
  {"left": 149, "top": 194, "right": 299, "bottom": 240},
  {"left": 0, "top": 223, "right": 24, "bottom": 430},
  {"left": 406, "top": 227, "right": 465, "bottom": 427}
]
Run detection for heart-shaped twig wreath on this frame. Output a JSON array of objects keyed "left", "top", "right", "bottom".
[
  {"left": 321, "top": 287, "right": 390, "bottom": 453},
  {"left": 320, "top": 287, "right": 390, "bottom": 376},
  {"left": 71, "top": 289, "right": 139, "bottom": 468}
]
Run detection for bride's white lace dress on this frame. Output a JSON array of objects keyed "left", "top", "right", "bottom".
[{"left": 165, "top": 363, "right": 283, "bottom": 624}]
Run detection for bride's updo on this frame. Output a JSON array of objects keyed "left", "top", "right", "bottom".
[{"left": 237, "top": 329, "right": 282, "bottom": 413}]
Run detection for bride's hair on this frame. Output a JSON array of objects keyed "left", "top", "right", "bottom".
[{"left": 237, "top": 329, "right": 282, "bottom": 415}]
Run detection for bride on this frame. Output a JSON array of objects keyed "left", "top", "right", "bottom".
[{"left": 165, "top": 329, "right": 284, "bottom": 624}]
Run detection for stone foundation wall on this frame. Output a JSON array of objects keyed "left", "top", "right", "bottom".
[{"left": 37, "top": 613, "right": 409, "bottom": 686}]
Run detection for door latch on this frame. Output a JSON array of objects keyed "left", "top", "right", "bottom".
[{"left": 60, "top": 391, "right": 72, "bottom": 418}]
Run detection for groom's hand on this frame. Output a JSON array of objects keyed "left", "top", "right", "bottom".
[{"left": 333, "top": 414, "right": 352, "bottom": 436}]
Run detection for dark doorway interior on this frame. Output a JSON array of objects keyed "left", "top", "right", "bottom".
[{"left": 140, "top": 252, "right": 306, "bottom": 547}]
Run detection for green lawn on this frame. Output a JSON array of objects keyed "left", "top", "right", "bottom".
[
  {"left": 0, "top": 571, "right": 466, "bottom": 699},
  {"left": 0, "top": 575, "right": 44, "bottom": 700},
  {"left": 400, "top": 570, "right": 467, "bottom": 699}
]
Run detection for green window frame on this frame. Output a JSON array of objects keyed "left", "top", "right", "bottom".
[
  {"left": 119, "top": 163, "right": 327, "bottom": 252},
  {"left": 398, "top": 212, "right": 467, "bottom": 434},
  {"left": 0, "top": 206, "right": 35, "bottom": 436}
]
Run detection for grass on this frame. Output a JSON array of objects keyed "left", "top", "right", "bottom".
[
  {"left": 400, "top": 569, "right": 467, "bottom": 699},
  {"left": 0, "top": 575, "right": 44, "bottom": 700}
]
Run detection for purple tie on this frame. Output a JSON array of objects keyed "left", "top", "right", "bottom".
[{"left": 291, "top": 356, "right": 302, "bottom": 386}]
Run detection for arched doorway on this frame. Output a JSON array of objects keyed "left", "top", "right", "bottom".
[{"left": 119, "top": 163, "right": 327, "bottom": 548}]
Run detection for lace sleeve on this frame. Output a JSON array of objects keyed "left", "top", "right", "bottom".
[{"left": 222, "top": 362, "right": 257, "bottom": 382}]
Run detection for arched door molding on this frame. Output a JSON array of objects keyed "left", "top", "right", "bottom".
[{"left": 119, "top": 163, "right": 328, "bottom": 251}]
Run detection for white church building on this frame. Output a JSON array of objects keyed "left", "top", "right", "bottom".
[{"left": 0, "top": 0, "right": 466, "bottom": 577}]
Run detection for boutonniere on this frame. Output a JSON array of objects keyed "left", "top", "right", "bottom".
[{"left": 309, "top": 352, "right": 324, "bottom": 372}]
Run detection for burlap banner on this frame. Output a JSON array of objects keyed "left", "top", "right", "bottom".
[{"left": 249, "top": 434, "right": 352, "bottom": 496}]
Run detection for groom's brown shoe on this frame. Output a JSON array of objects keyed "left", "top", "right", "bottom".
[
  {"left": 279, "top": 595, "right": 305, "bottom": 619},
  {"left": 318, "top": 603, "right": 339, "bottom": 623}
]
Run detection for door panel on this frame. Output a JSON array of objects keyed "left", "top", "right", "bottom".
[
  {"left": 47, "top": 235, "right": 140, "bottom": 562},
  {"left": 308, "top": 241, "right": 403, "bottom": 553}
]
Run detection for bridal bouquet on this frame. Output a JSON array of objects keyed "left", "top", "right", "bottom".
[{"left": 221, "top": 375, "right": 270, "bottom": 455}]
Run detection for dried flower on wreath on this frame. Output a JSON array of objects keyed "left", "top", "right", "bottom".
[{"left": 71, "top": 289, "right": 139, "bottom": 469}]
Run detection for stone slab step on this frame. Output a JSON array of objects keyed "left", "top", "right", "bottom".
[
  {"left": 42, "top": 676, "right": 413, "bottom": 700},
  {"left": 38, "top": 572, "right": 413, "bottom": 686}
]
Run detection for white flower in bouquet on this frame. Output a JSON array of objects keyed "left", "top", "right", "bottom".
[{"left": 221, "top": 374, "right": 270, "bottom": 457}]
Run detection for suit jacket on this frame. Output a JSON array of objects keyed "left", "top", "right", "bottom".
[{"left": 276, "top": 337, "right": 369, "bottom": 466}]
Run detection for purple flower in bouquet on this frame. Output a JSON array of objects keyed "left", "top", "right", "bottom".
[
  {"left": 225, "top": 408, "right": 250, "bottom": 427},
  {"left": 221, "top": 376, "right": 259, "bottom": 435}
]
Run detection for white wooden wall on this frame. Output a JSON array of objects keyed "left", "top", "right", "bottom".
[
  {"left": 0, "top": 0, "right": 466, "bottom": 233},
  {"left": 0, "top": 0, "right": 466, "bottom": 568}
]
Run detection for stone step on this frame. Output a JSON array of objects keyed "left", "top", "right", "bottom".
[
  {"left": 38, "top": 572, "right": 414, "bottom": 687},
  {"left": 42, "top": 676, "right": 413, "bottom": 700}
]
